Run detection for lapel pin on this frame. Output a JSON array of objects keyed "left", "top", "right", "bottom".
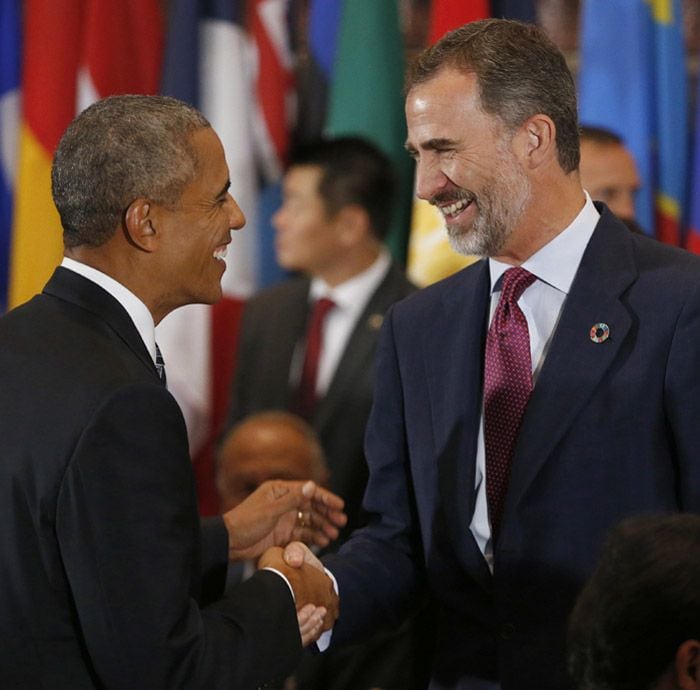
[
  {"left": 367, "top": 313, "right": 384, "bottom": 331},
  {"left": 589, "top": 322, "right": 610, "bottom": 343}
]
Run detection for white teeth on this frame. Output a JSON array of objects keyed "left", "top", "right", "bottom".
[
  {"left": 441, "top": 198, "right": 469, "bottom": 217},
  {"left": 213, "top": 246, "right": 228, "bottom": 260}
]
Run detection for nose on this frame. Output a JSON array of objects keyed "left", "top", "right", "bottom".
[
  {"left": 414, "top": 155, "right": 448, "bottom": 201},
  {"left": 227, "top": 194, "right": 246, "bottom": 230},
  {"left": 271, "top": 206, "right": 285, "bottom": 232}
]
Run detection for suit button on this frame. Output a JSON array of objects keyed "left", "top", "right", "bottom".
[{"left": 500, "top": 623, "right": 516, "bottom": 640}]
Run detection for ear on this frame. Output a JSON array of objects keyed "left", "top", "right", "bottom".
[
  {"left": 675, "top": 639, "right": 700, "bottom": 689},
  {"left": 334, "top": 205, "right": 369, "bottom": 246},
  {"left": 124, "top": 197, "right": 158, "bottom": 252},
  {"left": 513, "top": 114, "right": 556, "bottom": 170}
]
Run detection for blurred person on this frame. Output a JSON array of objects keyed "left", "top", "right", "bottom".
[
  {"left": 579, "top": 125, "right": 641, "bottom": 226},
  {"left": 223, "top": 135, "right": 416, "bottom": 543},
  {"left": 0, "top": 94, "right": 344, "bottom": 689},
  {"left": 568, "top": 514, "right": 700, "bottom": 690},
  {"left": 222, "top": 136, "right": 422, "bottom": 690},
  {"left": 217, "top": 410, "right": 329, "bottom": 513},
  {"left": 283, "top": 19, "right": 700, "bottom": 690}
]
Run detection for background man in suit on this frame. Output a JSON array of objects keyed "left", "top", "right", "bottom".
[
  {"left": 0, "top": 94, "right": 345, "bottom": 690},
  {"left": 223, "top": 135, "right": 415, "bottom": 543},
  {"left": 222, "top": 136, "right": 421, "bottom": 689},
  {"left": 578, "top": 125, "right": 642, "bottom": 229},
  {"left": 568, "top": 514, "right": 700, "bottom": 690},
  {"left": 287, "top": 18, "right": 700, "bottom": 690}
]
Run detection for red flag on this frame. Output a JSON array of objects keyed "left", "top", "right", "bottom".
[
  {"left": 10, "top": 0, "right": 162, "bottom": 309},
  {"left": 429, "top": 0, "right": 489, "bottom": 44}
]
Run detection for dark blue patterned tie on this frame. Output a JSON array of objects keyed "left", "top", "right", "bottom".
[{"left": 155, "top": 343, "right": 167, "bottom": 386}]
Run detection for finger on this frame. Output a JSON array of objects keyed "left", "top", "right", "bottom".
[{"left": 299, "top": 607, "right": 327, "bottom": 647}]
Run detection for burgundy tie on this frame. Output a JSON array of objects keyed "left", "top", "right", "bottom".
[
  {"left": 484, "top": 267, "right": 536, "bottom": 541},
  {"left": 294, "top": 297, "right": 335, "bottom": 420}
]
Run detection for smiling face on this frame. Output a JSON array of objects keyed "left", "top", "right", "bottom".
[
  {"left": 151, "top": 127, "right": 245, "bottom": 315},
  {"left": 406, "top": 68, "right": 532, "bottom": 258}
]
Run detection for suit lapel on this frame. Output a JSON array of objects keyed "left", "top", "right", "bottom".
[
  {"left": 505, "top": 213, "right": 637, "bottom": 515},
  {"left": 425, "top": 261, "right": 493, "bottom": 589},
  {"left": 43, "top": 267, "right": 158, "bottom": 381}
]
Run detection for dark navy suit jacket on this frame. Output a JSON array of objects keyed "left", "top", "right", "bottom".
[{"left": 325, "top": 208, "right": 700, "bottom": 690}]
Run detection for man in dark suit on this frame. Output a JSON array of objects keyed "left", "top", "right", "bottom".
[
  {"left": 221, "top": 137, "right": 419, "bottom": 689},
  {"left": 223, "top": 136, "right": 415, "bottom": 543},
  {"left": 0, "top": 94, "right": 345, "bottom": 689},
  {"left": 284, "top": 19, "right": 700, "bottom": 690}
]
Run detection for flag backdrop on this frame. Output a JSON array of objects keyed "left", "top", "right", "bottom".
[
  {"left": 9, "top": 0, "right": 163, "bottom": 310},
  {"left": 159, "top": 0, "right": 294, "bottom": 513},
  {"left": 0, "top": 0, "right": 21, "bottom": 312},
  {"left": 324, "top": 0, "right": 413, "bottom": 264},
  {"left": 407, "top": 0, "right": 488, "bottom": 286},
  {"left": 579, "top": 0, "right": 688, "bottom": 244},
  {"left": 687, "top": 76, "right": 700, "bottom": 253}
]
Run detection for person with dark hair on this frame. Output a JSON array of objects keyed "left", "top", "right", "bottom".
[
  {"left": 283, "top": 18, "right": 700, "bottom": 690},
  {"left": 223, "top": 135, "right": 415, "bottom": 542},
  {"left": 568, "top": 514, "right": 700, "bottom": 690},
  {"left": 221, "top": 135, "right": 419, "bottom": 690},
  {"left": 579, "top": 125, "right": 642, "bottom": 227},
  {"left": 0, "top": 94, "right": 346, "bottom": 689}
]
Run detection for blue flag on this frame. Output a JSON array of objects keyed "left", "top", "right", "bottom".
[
  {"left": 0, "top": 0, "right": 21, "bottom": 312},
  {"left": 579, "top": 0, "right": 688, "bottom": 243}
]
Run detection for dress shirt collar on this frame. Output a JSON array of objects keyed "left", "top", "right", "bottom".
[
  {"left": 308, "top": 249, "right": 391, "bottom": 315},
  {"left": 489, "top": 192, "right": 600, "bottom": 295},
  {"left": 60, "top": 257, "right": 157, "bottom": 363}
]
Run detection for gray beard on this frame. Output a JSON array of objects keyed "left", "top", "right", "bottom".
[{"left": 445, "top": 154, "right": 531, "bottom": 258}]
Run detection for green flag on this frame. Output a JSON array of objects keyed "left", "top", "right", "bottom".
[{"left": 326, "top": 0, "right": 413, "bottom": 264}]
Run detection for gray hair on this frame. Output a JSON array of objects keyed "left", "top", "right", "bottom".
[
  {"left": 51, "top": 94, "right": 210, "bottom": 248},
  {"left": 406, "top": 19, "right": 580, "bottom": 173}
]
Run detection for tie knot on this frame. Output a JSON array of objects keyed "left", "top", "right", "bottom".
[
  {"left": 313, "top": 297, "right": 336, "bottom": 318},
  {"left": 500, "top": 267, "right": 536, "bottom": 304},
  {"left": 314, "top": 297, "right": 335, "bottom": 314}
]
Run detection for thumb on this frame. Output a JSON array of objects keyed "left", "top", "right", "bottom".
[{"left": 283, "top": 541, "right": 308, "bottom": 568}]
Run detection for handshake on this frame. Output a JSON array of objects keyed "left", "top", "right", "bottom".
[
  {"left": 221, "top": 478, "right": 346, "bottom": 646},
  {"left": 260, "top": 542, "right": 336, "bottom": 646}
]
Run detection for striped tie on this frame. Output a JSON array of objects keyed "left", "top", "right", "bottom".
[{"left": 155, "top": 343, "right": 167, "bottom": 386}]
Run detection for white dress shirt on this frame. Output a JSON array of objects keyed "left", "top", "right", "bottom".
[
  {"left": 291, "top": 250, "right": 392, "bottom": 395},
  {"left": 61, "top": 257, "right": 158, "bottom": 365},
  {"left": 470, "top": 194, "right": 600, "bottom": 570}
]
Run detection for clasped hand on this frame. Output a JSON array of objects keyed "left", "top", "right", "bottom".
[
  {"left": 222, "top": 479, "right": 346, "bottom": 562},
  {"left": 259, "top": 542, "right": 338, "bottom": 646}
]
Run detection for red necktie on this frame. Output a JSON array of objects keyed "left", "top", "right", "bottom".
[
  {"left": 294, "top": 297, "right": 335, "bottom": 420},
  {"left": 484, "top": 267, "right": 536, "bottom": 541}
]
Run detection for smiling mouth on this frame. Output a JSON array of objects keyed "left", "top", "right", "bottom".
[
  {"left": 437, "top": 196, "right": 473, "bottom": 221},
  {"left": 213, "top": 245, "right": 228, "bottom": 261}
]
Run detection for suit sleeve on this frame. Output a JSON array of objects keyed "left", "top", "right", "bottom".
[
  {"left": 56, "top": 383, "right": 300, "bottom": 689},
  {"left": 323, "top": 307, "right": 425, "bottom": 643}
]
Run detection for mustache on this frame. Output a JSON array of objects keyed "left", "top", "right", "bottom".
[{"left": 429, "top": 190, "right": 476, "bottom": 207}]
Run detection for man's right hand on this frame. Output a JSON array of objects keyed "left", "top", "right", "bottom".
[{"left": 258, "top": 544, "right": 338, "bottom": 640}]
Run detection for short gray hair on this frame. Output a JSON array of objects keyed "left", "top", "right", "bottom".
[{"left": 51, "top": 94, "right": 210, "bottom": 248}]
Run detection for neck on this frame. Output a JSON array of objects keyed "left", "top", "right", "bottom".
[{"left": 493, "top": 176, "right": 586, "bottom": 265}]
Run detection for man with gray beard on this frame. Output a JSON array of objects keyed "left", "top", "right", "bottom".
[{"left": 284, "top": 18, "right": 700, "bottom": 690}]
